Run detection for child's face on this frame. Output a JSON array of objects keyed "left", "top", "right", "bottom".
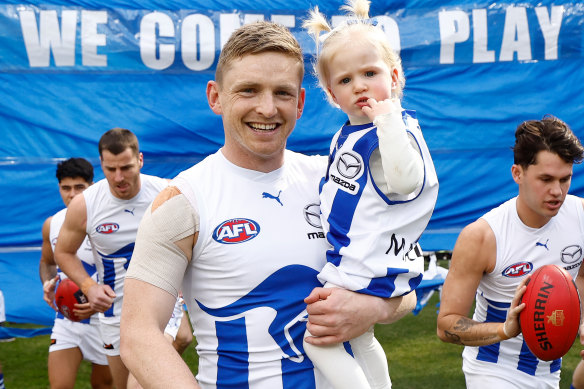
[{"left": 326, "top": 39, "right": 396, "bottom": 125}]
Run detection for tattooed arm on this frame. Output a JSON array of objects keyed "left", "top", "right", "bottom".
[{"left": 436, "top": 219, "right": 526, "bottom": 346}]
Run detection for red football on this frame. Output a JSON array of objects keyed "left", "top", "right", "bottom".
[
  {"left": 55, "top": 278, "right": 88, "bottom": 322},
  {"left": 520, "top": 264, "right": 580, "bottom": 361}
]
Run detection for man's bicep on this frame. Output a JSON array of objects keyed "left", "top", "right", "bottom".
[
  {"left": 40, "top": 217, "right": 56, "bottom": 265},
  {"left": 440, "top": 221, "right": 493, "bottom": 317},
  {"left": 56, "top": 196, "right": 87, "bottom": 255}
]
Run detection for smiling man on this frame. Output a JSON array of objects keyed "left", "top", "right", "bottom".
[{"left": 121, "top": 21, "right": 418, "bottom": 389}]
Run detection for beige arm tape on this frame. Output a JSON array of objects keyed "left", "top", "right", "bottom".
[
  {"left": 374, "top": 111, "right": 424, "bottom": 195},
  {"left": 126, "top": 193, "right": 199, "bottom": 298}
]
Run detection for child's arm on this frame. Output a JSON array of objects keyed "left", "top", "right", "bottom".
[{"left": 363, "top": 98, "right": 424, "bottom": 195}]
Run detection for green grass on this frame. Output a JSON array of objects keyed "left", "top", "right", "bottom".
[{"left": 0, "top": 294, "right": 581, "bottom": 388}]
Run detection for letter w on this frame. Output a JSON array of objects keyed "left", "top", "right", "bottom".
[{"left": 19, "top": 10, "right": 77, "bottom": 67}]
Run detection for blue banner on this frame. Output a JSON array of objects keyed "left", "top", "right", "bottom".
[{"left": 1, "top": 1, "right": 583, "bottom": 264}]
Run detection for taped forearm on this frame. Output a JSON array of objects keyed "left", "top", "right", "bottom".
[
  {"left": 127, "top": 194, "right": 198, "bottom": 297},
  {"left": 374, "top": 112, "right": 424, "bottom": 195}
]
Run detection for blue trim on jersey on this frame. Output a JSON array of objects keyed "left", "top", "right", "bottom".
[
  {"left": 325, "top": 126, "right": 374, "bottom": 268},
  {"left": 550, "top": 358, "right": 561, "bottom": 373},
  {"left": 281, "top": 356, "right": 317, "bottom": 389},
  {"left": 98, "top": 243, "right": 134, "bottom": 317},
  {"left": 476, "top": 297, "right": 510, "bottom": 363},
  {"left": 81, "top": 261, "right": 97, "bottom": 278},
  {"left": 357, "top": 270, "right": 423, "bottom": 298},
  {"left": 196, "top": 265, "right": 321, "bottom": 387},
  {"left": 517, "top": 340, "right": 539, "bottom": 376},
  {"left": 216, "top": 318, "right": 249, "bottom": 388}
]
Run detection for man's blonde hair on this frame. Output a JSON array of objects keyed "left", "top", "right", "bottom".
[
  {"left": 303, "top": 0, "right": 405, "bottom": 103},
  {"left": 216, "top": 21, "right": 304, "bottom": 86}
]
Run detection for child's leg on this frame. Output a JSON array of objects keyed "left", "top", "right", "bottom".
[
  {"left": 350, "top": 327, "right": 391, "bottom": 389},
  {"left": 303, "top": 327, "right": 371, "bottom": 389}
]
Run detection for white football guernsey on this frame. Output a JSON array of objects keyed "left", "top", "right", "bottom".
[
  {"left": 462, "top": 195, "right": 584, "bottom": 385},
  {"left": 84, "top": 174, "right": 168, "bottom": 325},
  {"left": 173, "top": 150, "right": 335, "bottom": 389},
  {"left": 50, "top": 207, "right": 98, "bottom": 325},
  {"left": 318, "top": 110, "right": 439, "bottom": 297}
]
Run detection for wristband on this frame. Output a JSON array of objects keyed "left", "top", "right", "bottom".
[
  {"left": 80, "top": 277, "right": 97, "bottom": 296},
  {"left": 43, "top": 280, "right": 52, "bottom": 290},
  {"left": 498, "top": 323, "right": 511, "bottom": 340}
]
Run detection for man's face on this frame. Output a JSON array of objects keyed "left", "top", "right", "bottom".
[
  {"left": 513, "top": 150, "right": 573, "bottom": 227},
  {"left": 59, "top": 177, "right": 91, "bottom": 207},
  {"left": 100, "top": 147, "right": 143, "bottom": 200},
  {"left": 207, "top": 52, "right": 305, "bottom": 172}
]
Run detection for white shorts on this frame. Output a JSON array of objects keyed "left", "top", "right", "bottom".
[
  {"left": 0, "top": 290, "right": 5, "bottom": 323},
  {"left": 463, "top": 357, "right": 560, "bottom": 389},
  {"left": 164, "top": 297, "right": 185, "bottom": 340},
  {"left": 50, "top": 318, "right": 108, "bottom": 365},
  {"left": 98, "top": 321, "right": 121, "bottom": 357}
]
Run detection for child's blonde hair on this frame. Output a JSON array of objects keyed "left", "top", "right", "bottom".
[{"left": 303, "top": 0, "right": 405, "bottom": 104}]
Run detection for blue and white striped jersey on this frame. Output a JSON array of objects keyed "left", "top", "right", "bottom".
[
  {"left": 318, "top": 110, "right": 439, "bottom": 297},
  {"left": 463, "top": 195, "right": 584, "bottom": 385},
  {"left": 174, "top": 150, "right": 336, "bottom": 389},
  {"left": 84, "top": 174, "right": 167, "bottom": 324}
]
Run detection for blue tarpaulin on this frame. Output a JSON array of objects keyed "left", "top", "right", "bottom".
[{"left": 1, "top": 0, "right": 584, "bottom": 329}]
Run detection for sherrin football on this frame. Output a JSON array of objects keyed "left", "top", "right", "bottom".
[
  {"left": 519, "top": 264, "right": 580, "bottom": 361},
  {"left": 55, "top": 278, "right": 88, "bottom": 322}
]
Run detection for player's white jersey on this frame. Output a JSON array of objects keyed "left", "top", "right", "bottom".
[
  {"left": 463, "top": 195, "right": 584, "bottom": 381},
  {"left": 174, "top": 150, "right": 335, "bottom": 389},
  {"left": 318, "top": 110, "right": 438, "bottom": 297},
  {"left": 50, "top": 207, "right": 98, "bottom": 325},
  {"left": 84, "top": 174, "right": 167, "bottom": 324}
]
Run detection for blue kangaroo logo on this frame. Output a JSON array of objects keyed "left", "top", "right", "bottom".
[
  {"left": 196, "top": 265, "right": 320, "bottom": 385},
  {"left": 98, "top": 242, "right": 134, "bottom": 317},
  {"left": 262, "top": 190, "right": 283, "bottom": 206}
]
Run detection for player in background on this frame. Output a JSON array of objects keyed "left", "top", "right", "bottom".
[
  {"left": 437, "top": 116, "right": 584, "bottom": 388},
  {"left": 55, "top": 129, "right": 191, "bottom": 389},
  {"left": 302, "top": 0, "right": 439, "bottom": 387},
  {"left": 39, "top": 157, "right": 113, "bottom": 389},
  {"left": 120, "top": 21, "right": 418, "bottom": 388}
]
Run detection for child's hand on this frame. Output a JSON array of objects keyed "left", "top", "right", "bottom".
[{"left": 362, "top": 98, "right": 402, "bottom": 122}]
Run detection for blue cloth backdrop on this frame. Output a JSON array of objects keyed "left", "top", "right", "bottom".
[{"left": 1, "top": 0, "right": 584, "bottom": 329}]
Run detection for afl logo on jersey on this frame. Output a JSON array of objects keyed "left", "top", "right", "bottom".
[
  {"left": 502, "top": 261, "right": 533, "bottom": 277},
  {"left": 213, "top": 218, "right": 260, "bottom": 244},
  {"left": 96, "top": 223, "right": 119, "bottom": 234}
]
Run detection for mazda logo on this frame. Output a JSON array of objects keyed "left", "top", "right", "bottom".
[
  {"left": 561, "top": 245, "right": 583, "bottom": 264},
  {"left": 303, "top": 203, "right": 322, "bottom": 229},
  {"left": 336, "top": 152, "right": 362, "bottom": 179}
]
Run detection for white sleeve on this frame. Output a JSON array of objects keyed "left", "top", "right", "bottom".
[{"left": 374, "top": 111, "right": 424, "bottom": 195}]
